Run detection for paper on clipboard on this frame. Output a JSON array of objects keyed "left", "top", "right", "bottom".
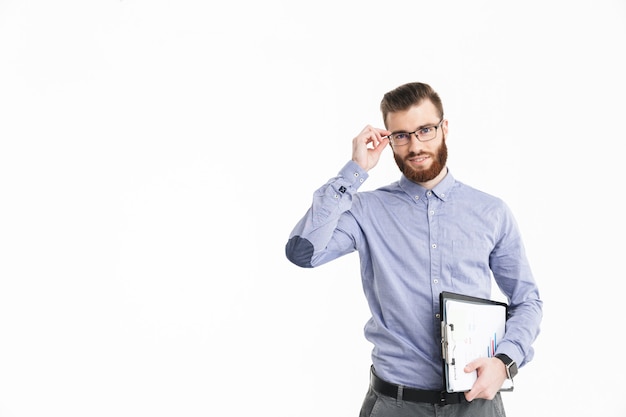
[{"left": 440, "top": 291, "right": 514, "bottom": 393}]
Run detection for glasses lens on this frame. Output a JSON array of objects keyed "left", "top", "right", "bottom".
[
  {"left": 392, "top": 133, "right": 410, "bottom": 145},
  {"left": 418, "top": 126, "right": 437, "bottom": 141}
]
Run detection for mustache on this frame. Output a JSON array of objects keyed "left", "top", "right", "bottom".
[{"left": 406, "top": 151, "right": 430, "bottom": 159}]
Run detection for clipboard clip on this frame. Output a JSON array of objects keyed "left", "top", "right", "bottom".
[{"left": 441, "top": 322, "right": 456, "bottom": 366}]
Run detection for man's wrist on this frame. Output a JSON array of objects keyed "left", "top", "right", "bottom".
[{"left": 495, "top": 353, "right": 518, "bottom": 379}]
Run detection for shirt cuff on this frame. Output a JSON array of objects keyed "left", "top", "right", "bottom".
[{"left": 339, "top": 160, "right": 368, "bottom": 190}]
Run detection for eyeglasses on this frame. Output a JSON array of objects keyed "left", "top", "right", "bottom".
[{"left": 385, "top": 119, "right": 444, "bottom": 146}]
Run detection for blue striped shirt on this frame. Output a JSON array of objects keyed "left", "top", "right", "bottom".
[{"left": 286, "top": 161, "right": 542, "bottom": 390}]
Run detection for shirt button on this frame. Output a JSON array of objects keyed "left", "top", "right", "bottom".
[
  {"left": 334, "top": 194, "right": 339, "bottom": 199},
  {"left": 429, "top": 210, "right": 435, "bottom": 215},
  {"left": 435, "top": 313, "right": 440, "bottom": 319},
  {"left": 415, "top": 196, "right": 420, "bottom": 200},
  {"left": 427, "top": 191, "right": 432, "bottom": 196},
  {"left": 431, "top": 244, "right": 437, "bottom": 249},
  {"left": 354, "top": 172, "right": 359, "bottom": 177},
  {"left": 433, "top": 279, "right": 439, "bottom": 284},
  {"left": 359, "top": 178, "right": 364, "bottom": 183}
]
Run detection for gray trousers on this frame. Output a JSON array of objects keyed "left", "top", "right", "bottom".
[{"left": 359, "top": 386, "right": 507, "bottom": 417}]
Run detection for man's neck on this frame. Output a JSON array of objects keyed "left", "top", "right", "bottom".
[{"left": 416, "top": 166, "right": 448, "bottom": 190}]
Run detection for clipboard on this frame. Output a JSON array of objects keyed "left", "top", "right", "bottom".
[{"left": 440, "top": 291, "right": 514, "bottom": 393}]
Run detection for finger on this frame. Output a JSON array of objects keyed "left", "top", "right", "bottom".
[
  {"left": 355, "top": 127, "right": 375, "bottom": 146},
  {"left": 374, "top": 136, "right": 390, "bottom": 152},
  {"left": 372, "top": 127, "right": 390, "bottom": 141},
  {"left": 359, "top": 126, "right": 378, "bottom": 147},
  {"left": 370, "top": 131, "right": 389, "bottom": 151},
  {"left": 464, "top": 361, "right": 477, "bottom": 373},
  {"left": 374, "top": 128, "right": 392, "bottom": 140},
  {"left": 366, "top": 128, "right": 384, "bottom": 149},
  {"left": 464, "top": 377, "right": 486, "bottom": 402},
  {"left": 363, "top": 126, "right": 390, "bottom": 139},
  {"left": 372, "top": 128, "right": 391, "bottom": 150}
]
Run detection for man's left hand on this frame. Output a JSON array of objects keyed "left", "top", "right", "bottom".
[{"left": 463, "top": 357, "right": 508, "bottom": 401}]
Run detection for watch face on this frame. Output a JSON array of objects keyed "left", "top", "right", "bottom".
[{"left": 508, "top": 362, "right": 518, "bottom": 379}]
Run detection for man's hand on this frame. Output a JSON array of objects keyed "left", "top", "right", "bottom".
[
  {"left": 463, "top": 357, "right": 508, "bottom": 402},
  {"left": 352, "top": 125, "right": 391, "bottom": 171}
]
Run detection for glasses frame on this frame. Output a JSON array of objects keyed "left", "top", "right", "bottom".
[{"left": 385, "top": 119, "right": 444, "bottom": 146}]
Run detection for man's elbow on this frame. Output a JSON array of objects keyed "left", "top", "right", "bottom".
[{"left": 285, "top": 236, "right": 314, "bottom": 268}]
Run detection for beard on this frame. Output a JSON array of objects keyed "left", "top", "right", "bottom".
[{"left": 393, "top": 136, "right": 448, "bottom": 183}]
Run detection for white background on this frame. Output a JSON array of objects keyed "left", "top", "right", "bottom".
[{"left": 1, "top": 1, "right": 625, "bottom": 416}]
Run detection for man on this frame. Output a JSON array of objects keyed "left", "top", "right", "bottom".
[{"left": 285, "top": 82, "right": 542, "bottom": 416}]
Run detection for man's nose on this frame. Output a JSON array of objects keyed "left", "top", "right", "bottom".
[{"left": 407, "top": 133, "right": 426, "bottom": 150}]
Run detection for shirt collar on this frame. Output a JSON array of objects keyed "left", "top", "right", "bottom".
[{"left": 399, "top": 168, "right": 455, "bottom": 202}]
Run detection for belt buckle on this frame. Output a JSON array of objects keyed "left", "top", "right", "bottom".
[
  {"left": 438, "top": 391, "right": 463, "bottom": 406},
  {"left": 438, "top": 391, "right": 455, "bottom": 406}
]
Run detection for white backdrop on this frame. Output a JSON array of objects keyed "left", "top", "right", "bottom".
[{"left": 1, "top": 1, "right": 625, "bottom": 416}]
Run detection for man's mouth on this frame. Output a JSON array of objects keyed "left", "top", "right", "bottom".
[{"left": 408, "top": 154, "right": 430, "bottom": 164}]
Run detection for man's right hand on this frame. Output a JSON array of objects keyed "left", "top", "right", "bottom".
[{"left": 351, "top": 125, "right": 391, "bottom": 172}]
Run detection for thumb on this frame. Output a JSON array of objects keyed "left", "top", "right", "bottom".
[{"left": 464, "top": 358, "right": 482, "bottom": 373}]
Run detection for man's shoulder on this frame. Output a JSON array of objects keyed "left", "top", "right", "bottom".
[
  {"left": 450, "top": 180, "right": 509, "bottom": 211},
  {"left": 352, "top": 181, "right": 403, "bottom": 206},
  {"left": 453, "top": 179, "right": 502, "bottom": 199}
]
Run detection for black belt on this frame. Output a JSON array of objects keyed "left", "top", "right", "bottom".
[{"left": 370, "top": 367, "right": 466, "bottom": 406}]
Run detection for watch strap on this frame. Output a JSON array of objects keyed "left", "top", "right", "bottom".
[{"left": 495, "top": 353, "right": 518, "bottom": 379}]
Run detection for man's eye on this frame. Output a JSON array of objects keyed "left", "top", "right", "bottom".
[
  {"left": 394, "top": 133, "right": 409, "bottom": 140},
  {"left": 419, "top": 127, "right": 433, "bottom": 135}
]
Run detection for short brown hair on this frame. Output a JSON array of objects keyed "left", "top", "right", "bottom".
[{"left": 380, "top": 82, "right": 444, "bottom": 128}]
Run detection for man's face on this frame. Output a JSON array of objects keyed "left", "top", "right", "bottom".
[{"left": 386, "top": 100, "right": 448, "bottom": 184}]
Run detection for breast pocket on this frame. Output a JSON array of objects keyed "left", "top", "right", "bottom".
[{"left": 449, "top": 240, "right": 493, "bottom": 287}]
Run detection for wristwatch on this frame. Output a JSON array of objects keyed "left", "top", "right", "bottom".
[{"left": 495, "top": 353, "right": 518, "bottom": 379}]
